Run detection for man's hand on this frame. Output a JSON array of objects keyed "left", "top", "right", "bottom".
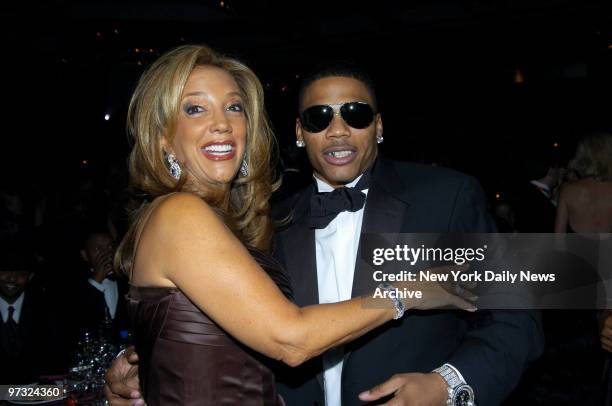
[
  {"left": 358, "top": 372, "right": 448, "bottom": 406},
  {"left": 104, "top": 347, "right": 145, "bottom": 406},
  {"left": 600, "top": 310, "right": 612, "bottom": 352},
  {"left": 91, "top": 247, "right": 114, "bottom": 283}
]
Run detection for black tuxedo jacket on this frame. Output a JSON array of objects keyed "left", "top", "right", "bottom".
[{"left": 272, "top": 157, "right": 543, "bottom": 406}]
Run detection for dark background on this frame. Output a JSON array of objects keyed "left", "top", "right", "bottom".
[{"left": 2, "top": 0, "right": 612, "bottom": 200}]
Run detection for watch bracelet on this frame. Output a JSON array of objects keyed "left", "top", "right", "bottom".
[
  {"left": 433, "top": 363, "right": 475, "bottom": 405},
  {"left": 376, "top": 283, "right": 405, "bottom": 319}
]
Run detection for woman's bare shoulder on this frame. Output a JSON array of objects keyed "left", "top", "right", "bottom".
[
  {"left": 144, "top": 193, "right": 222, "bottom": 239},
  {"left": 561, "top": 179, "right": 612, "bottom": 204},
  {"left": 154, "top": 192, "right": 213, "bottom": 219},
  {"left": 561, "top": 180, "right": 589, "bottom": 197},
  {"left": 568, "top": 178, "right": 612, "bottom": 190},
  {"left": 132, "top": 193, "right": 226, "bottom": 284},
  {"left": 561, "top": 179, "right": 581, "bottom": 190}
]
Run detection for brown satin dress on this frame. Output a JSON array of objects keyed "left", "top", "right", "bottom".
[{"left": 128, "top": 251, "right": 289, "bottom": 406}]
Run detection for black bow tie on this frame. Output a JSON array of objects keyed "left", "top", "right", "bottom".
[{"left": 309, "top": 174, "right": 370, "bottom": 229}]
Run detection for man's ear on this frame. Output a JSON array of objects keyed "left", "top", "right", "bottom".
[
  {"left": 295, "top": 118, "right": 304, "bottom": 145},
  {"left": 375, "top": 113, "right": 383, "bottom": 139}
]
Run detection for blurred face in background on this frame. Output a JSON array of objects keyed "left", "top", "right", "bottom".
[
  {"left": 0, "top": 270, "right": 32, "bottom": 303},
  {"left": 81, "top": 233, "right": 115, "bottom": 279}
]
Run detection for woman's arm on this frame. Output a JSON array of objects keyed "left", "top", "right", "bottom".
[{"left": 137, "top": 193, "right": 471, "bottom": 367}]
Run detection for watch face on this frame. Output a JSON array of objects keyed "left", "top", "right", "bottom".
[{"left": 453, "top": 386, "right": 474, "bottom": 406}]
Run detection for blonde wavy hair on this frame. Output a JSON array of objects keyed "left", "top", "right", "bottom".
[
  {"left": 116, "top": 44, "right": 279, "bottom": 275},
  {"left": 568, "top": 131, "right": 612, "bottom": 181}
]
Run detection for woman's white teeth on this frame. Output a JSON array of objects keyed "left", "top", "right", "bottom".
[
  {"left": 204, "top": 144, "right": 233, "bottom": 153},
  {"left": 329, "top": 150, "right": 353, "bottom": 158}
]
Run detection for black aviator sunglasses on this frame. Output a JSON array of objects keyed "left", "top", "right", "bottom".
[{"left": 299, "top": 101, "right": 375, "bottom": 133}]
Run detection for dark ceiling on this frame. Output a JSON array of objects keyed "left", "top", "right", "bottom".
[{"left": 2, "top": 0, "right": 611, "bottom": 193}]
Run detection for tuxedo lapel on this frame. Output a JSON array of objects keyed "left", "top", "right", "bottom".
[
  {"left": 351, "top": 158, "right": 411, "bottom": 298},
  {"left": 17, "top": 295, "right": 32, "bottom": 339},
  {"left": 283, "top": 222, "right": 318, "bottom": 306},
  {"left": 277, "top": 184, "right": 319, "bottom": 307},
  {"left": 0, "top": 317, "right": 11, "bottom": 355},
  {"left": 13, "top": 294, "right": 34, "bottom": 355}
]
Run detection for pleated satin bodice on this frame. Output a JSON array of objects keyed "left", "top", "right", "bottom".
[{"left": 128, "top": 250, "right": 290, "bottom": 405}]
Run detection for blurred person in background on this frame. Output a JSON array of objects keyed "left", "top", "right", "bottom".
[
  {"left": 73, "top": 224, "right": 128, "bottom": 342},
  {"left": 555, "top": 131, "right": 612, "bottom": 234},
  {"left": 555, "top": 131, "right": 612, "bottom": 405},
  {"left": 0, "top": 235, "right": 68, "bottom": 383}
]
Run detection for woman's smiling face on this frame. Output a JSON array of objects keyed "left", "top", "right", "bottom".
[{"left": 166, "top": 65, "right": 247, "bottom": 188}]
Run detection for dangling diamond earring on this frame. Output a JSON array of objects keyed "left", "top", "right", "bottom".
[
  {"left": 376, "top": 135, "right": 384, "bottom": 144},
  {"left": 166, "top": 153, "right": 182, "bottom": 179},
  {"left": 240, "top": 157, "right": 249, "bottom": 177},
  {"left": 296, "top": 139, "right": 305, "bottom": 148}
]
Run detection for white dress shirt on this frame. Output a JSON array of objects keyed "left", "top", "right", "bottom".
[
  {"left": 314, "top": 174, "right": 368, "bottom": 406},
  {"left": 88, "top": 276, "right": 119, "bottom": 319},
  {"left": 0, "top": 292, "right": 24, "bottom": 323}
]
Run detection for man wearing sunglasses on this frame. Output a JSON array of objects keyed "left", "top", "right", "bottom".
[{"left": 271, "top": 65, "right": 543, "bottom": 406}]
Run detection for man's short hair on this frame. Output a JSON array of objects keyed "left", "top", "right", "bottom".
[{"left": 298, "top": 62, "right": 378, "bottom": 112}]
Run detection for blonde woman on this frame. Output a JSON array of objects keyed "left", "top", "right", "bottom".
[
  {"left": 555, "top": 131, "right": 612, "bottom": 234},
  {"left": 554, "top": 131, "right": 612, "bottom": 404},
  {"left": 112, "top": 44, "right": 475, "bottom": 405}
]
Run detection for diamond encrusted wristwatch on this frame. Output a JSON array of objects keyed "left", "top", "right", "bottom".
[
  {"left": 377, "top": 283, "right": 405, "bottom": 319},
  {"left": 433, "top": 363, "right": 475, "bottom": 406}
]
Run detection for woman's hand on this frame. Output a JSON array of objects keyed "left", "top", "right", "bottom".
[{"left": 389, "top": 265, "right": 478, "bottom": 312}]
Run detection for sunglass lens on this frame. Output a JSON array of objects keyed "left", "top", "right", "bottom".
[
  {"left": 341, "top": 102, "right": 374, "bottom": 129},
  {"left": 301, "top": 105, "right": 334, "bottom": 133}
]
